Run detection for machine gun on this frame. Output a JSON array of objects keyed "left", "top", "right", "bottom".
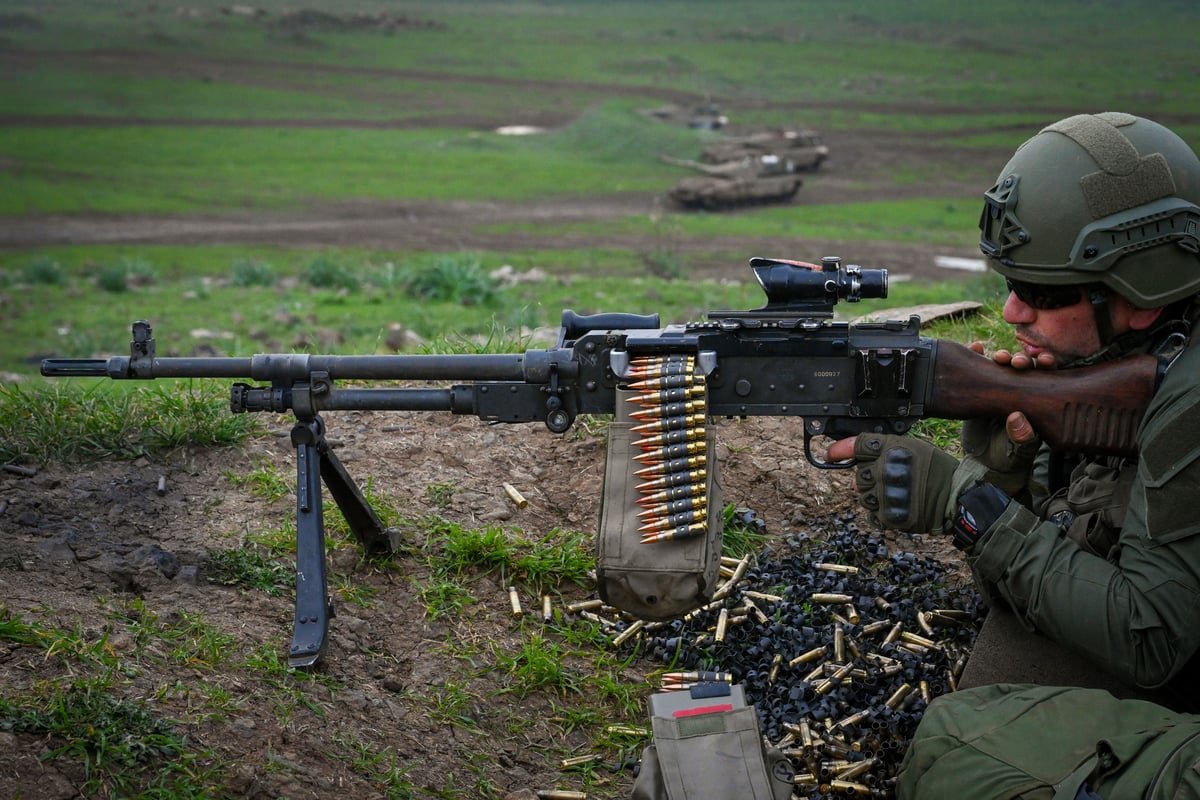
[{"left": 41, "top": 256, "right": 1160, "bottom": 668}]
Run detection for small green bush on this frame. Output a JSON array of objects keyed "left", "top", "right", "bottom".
[
  {"left": 230, "top": 257, "right": 275, "bottom": 287},
  {"left": 21, "top": 255, "right": 65, "bottom": 285},
  {"left": 304, "top": 255, "right": 360, "bottom": 291},
  {"left": 402, "top": 254, "right": 496, "bottom": 306}
]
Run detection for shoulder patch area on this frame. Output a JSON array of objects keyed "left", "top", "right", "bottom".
[{"left": 1140, "top": 393, "right": 1200, "bottom": 542}]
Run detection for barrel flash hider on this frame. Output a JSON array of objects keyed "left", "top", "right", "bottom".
[
  {"left": 632, "top": 683, "right": 793, "bottom": 800},
  {"left": 596, "top": 361, "right": 722, "bottom": 620}
]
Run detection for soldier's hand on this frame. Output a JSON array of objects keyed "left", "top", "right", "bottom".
[
  {"left": 830, "top": 434, "right": 960, "bottom": 534},
  {"left": 968, "top": 340, "right": 1057, "bottom": 371}
]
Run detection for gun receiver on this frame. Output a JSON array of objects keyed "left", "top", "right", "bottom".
[{"left": 39, "top": 255, "right": 1159, "bottom": 667}]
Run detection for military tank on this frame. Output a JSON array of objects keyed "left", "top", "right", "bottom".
[
  {"left": 700, "top": 129, "right": 829, "bottom": 172},
  {"left": 662, "top": 154, "right": 803, "bottom": 210}
]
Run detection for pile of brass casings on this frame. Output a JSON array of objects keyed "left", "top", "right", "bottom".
[
  {"left": 575, "top": 516, "right": 984, "bottom": 797},
  {"left": 626, "top": 355, "right": 710, "bottom": 545}
]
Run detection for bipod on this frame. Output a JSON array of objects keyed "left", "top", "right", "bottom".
[{"left": 287, "top": 415, "right": 401, "bottom": 670}]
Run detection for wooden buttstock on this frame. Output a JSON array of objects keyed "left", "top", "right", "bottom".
[{"left": 926, "top": 340, "right": 1159, "bottom": 459}]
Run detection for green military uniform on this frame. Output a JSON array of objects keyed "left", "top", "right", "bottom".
[
  {"left": 960, "top": 335, "right": 1200, "bottom": 710},
  {"left": 897, "top": 684, "right": 1200, "bottom": 799},
  {"left": 952, "top": 111, "right": 1200, "bottom": 710}
]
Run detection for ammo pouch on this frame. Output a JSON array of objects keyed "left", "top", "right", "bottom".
[
  {"left": 632, "top": 684, "right": 792, "bottom": 800},
  {"left": 596, "top": 380, "right": 721, "bottom": 620}
]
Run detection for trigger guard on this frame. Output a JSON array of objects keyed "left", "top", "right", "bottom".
[{"left": 804, "top": 425, "right": 854, "bottom": 470}]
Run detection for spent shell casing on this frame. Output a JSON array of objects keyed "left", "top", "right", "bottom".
[
  {"left": 636, "top": 482, "right": 706, "bottom": 505},
  {"left": 811, "top": 593, "right": 855, "bottom": 604},
  {"left": 900, "top": 631, "right": 939, "bottom": 650},
  {"left": 632, "top": 441, "right": 707, "bottom": 464},
  {"left": 884, "top": 682, "right": 913, "bottom": 711},
  {"left": 610, "top": 619, "right": 644, "bottom": 648},
  {"left": 634, "top": 426, "right": 707, "bottom": 449},
  {"left": 566, "top": 598, "right": 604, "bottom": 613},
  {"left": 627, "top": 373, "right": 704, "bottom": 390},
  {"left": 629, "top": 399, "right": 706, "bottom": 420},
  {"left": 542, "top": 594, "right": 553, "bottom": 622},
  {"left": 714, "top": 608, "right": 729, "bottom": 642},
  {"left": 835, "top": 758, "right": 878, "bottom": 782},
  {"left": 637, "top": 494, "right": 708, "bottom": 518},
  {"left": 636, "top": 468, "right": 706, "bottom": 490},
  {"left": 630, "top": 413, "right": 707, "bottom": 434},
  {"left": 502, "top": 482, "right": 528, "bottom": 508},
  {"left": 768, "top": 653, "right": 783, "bottom": 684},
  {"left": 536, "top": 792, "right": 587, "bottom": 800},
  {"left": 828, "top": 780, "right": 872, "bottom": 796},
  {"left": 638, "top": 508, "right": 706, "bottom": 532},
  {"left": 813, "top": 562, "right": 859, "bottom": 574},
  {"left": 640, "top": 523, "right": 707, "bottom": 543},
  {"left": 626, "top": 384, "right": 705, "bottom": 406},
  {"left": 560, "top": 754, "right": 603, "bottom": 768},
  {"left": 633, "top": 454, "right": 706, "bottom": 477},
  {"left": 789, "top": 645, "right": 828, "bottom": 667},
  {"left": 508, "top": 586, "right": 522, "bottom": 617}
]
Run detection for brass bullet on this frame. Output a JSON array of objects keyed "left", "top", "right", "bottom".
[
  {"left": 635, "top": 468, "right": 706, "bottom": 489},
  {"left": 634, "top": 426, "right": 707, "bottom": 449},
  {"left": 636, "top": 482, "right": 706, "bottom": 505},
  {"left": 627, "top": 373, "right": 704, "bottom": 390},
  {"left": 633, "top": 454, "right": 706, "bottom": 476},
  {"left": 639, "top": 509, "right": 706, "bottom": 532},
  {"left": 637, "top": 494, "right": 707, "bottom": 518},
  {"left": 630, "top": 413, "right": 707, "bottom": 434},
  {"left": 640, "top": 523, "right": 708, "bottom": 543},
  {"left": 626, "top": 384, "right": 706, "bottom": 405},
  {"left": 508, "top": 586, "right": 522, "bottom": 617},
  {"left": 629, "top": 399, "right": 706, "bottom": 420},
  {"left": 631, "top": 441, "right": 706, "bottom": 464}
]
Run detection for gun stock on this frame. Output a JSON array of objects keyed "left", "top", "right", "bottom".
[{"left": 927, "top": 339, "right": 1158, "bottom": 459}]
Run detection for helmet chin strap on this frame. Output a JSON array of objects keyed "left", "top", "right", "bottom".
[{"left": 1062, "top": 288, "right": 1125, "bottom": 368}]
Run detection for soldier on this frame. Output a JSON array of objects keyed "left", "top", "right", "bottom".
[{"left": 827, "top": 112, "right": 1200, "bottom": 711}]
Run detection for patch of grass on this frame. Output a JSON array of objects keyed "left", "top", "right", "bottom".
[
  {"left": 0, "top": 380, "right": 257, "bottom": 465},
  {"left": 0, "top": 670, "right": 222, "bottom": 798},
  {"left": 204, "top": 543, "right": 292, "bottom": 596},
  {"left": 225, "top": 458, "right": 292, "bottom": 502},
  {"left": 491, "top": 635, "right": 578, "bottom": 698},
  {"left": 720, "top": 503, "right": 769, "bottom": 559}
]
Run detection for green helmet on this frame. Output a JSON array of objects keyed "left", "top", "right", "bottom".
[{"left": 979, "top": 112, "right": 1200, "bottom": 308}]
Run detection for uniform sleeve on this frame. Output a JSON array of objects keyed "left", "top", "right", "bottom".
[{"left": 965, "top": 348, "right": 1200, "bottom": 690}]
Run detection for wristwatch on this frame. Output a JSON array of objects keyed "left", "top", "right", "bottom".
[{"left": 952, "top": 482, "right": 1011, "bottom": 551}]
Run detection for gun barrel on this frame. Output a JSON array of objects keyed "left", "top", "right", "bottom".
[
  {"left": 42, "top": 352, "right": 570, "bottom": 383},
  {"left": 40, "top": 358, "right": 111, "bottom": 377}
]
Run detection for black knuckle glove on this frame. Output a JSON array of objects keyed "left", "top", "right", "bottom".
[{"left": 851, "top": 434, "right": 959, "bottom": 533}]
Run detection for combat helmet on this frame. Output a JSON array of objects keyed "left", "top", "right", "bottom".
[{"left": 979, "top": 112, "right": 1200, "bottom": 309}]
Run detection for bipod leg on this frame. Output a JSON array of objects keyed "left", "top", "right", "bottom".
[
  {"left": 288, "top": 417, "right": 334, "bottom": 670},
  {"left": 317, "top": 439, "right": 402, "bottom": 557}
]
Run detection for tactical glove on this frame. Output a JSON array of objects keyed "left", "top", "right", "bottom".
[
  {"left": 850, "top": 434, "right": 973, "bottom": 535},
  {"left": 960, "top": 416, "right": 1041, "bottom": 497}
]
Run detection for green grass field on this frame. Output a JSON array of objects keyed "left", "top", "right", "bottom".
[{"left": 1, "top": 0, "right": 1194, "bottom": 374}]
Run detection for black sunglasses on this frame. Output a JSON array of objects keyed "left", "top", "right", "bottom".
[{"left": 1004, "top": 278, "right": 1089, "bottom": 310}]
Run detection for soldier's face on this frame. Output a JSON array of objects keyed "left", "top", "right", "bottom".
[
  {"left": 1002, "top": 285, "right": 1160, "bottom": 366},
  {"left": 1002, "top": 285, "right": 1103, "bottom": 366}
]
